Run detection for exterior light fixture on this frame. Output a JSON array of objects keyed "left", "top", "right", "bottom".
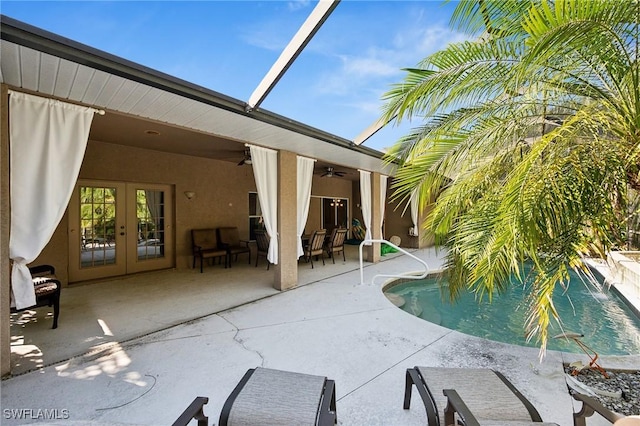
[{"left": 184, "top": 191, "right": 196, "bottom": 200}]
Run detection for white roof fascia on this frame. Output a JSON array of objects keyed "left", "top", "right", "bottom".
[{"left": 245, "top": 0, "right": 340, "bottom": 112}]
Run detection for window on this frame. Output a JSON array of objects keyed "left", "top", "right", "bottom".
[{"left": 249, "top": 192, "right": 263, "bottom": 240}]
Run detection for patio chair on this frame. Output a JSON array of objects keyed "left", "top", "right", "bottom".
[
  {"left": 571, "top": 392, "right": 625, "bottom": 425},
  {"left": 191, "top": 229, "right": 228, "bottom": 272},
  {"left": 303, "top": 229, "right": 326, "bottom": 269},
  {"left": 219, "top": 367, "right": 337, "bottom": 426},
  {"left": 404, "top": 366, "right": 559, "bottom": 426},
  {"left": 10, "top": 264, "right": 61, "bottom": 329},
  {"left": 217, "top": 227, "right": 251, "bottom": 267},
  {"left": 254, "top": 229, "right": 270, "bottom": 270},
  {"left": 325, "top": 228, "right": 348, "bottom": 263}
]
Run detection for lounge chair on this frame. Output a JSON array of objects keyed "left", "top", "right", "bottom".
[
  {"left": 219, "top": 367, "right": 336, "bottom": 426},
  {"left": 572, "top": 392, "right": 625, "bottom": 425},
  {"left": 404, "top": 366, "right": 559, "bottom": 425}
]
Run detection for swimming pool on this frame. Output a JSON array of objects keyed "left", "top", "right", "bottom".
[{"left": 385, "top": 267, "right": 640, "bottom": 355}]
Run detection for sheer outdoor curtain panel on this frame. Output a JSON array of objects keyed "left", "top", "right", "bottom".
[
  {"left": 250, "top": 145, "right": 279, "bottom": 264},
  {"left": 359, "top": 170, "right": 372, "bottom": 245},
  {"left": 379, "top": 175, "right": 388, "bottom": 240},
  {"left": 296, "top": 156, "right": 315, "bottom": 258},
  {"left": 9, "top": 91, "right": 96, "bottom": 309}
]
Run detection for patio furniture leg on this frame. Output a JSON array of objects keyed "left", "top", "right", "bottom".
[
  {"left": 172, "top": 396, "right": 209, "bottom": 426},
  {"left": 51, "top": 289, "right": 60, "bottom": 329},
  {"left": 318, "top": 379, "right": 337, "bottom": 426},
  {"left": 403, "top": 369, "right": 413, "bottom": 409},
  {"left": 403, "top": 368, "right": 439, "bottom": 426}
]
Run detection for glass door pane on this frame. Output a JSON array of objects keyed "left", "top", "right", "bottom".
[
  {"left": 69, "top": 181, "right": 126, "bottom": 282},
  {"left": 126, "top": 183, "right": 173, "bottom": 274},
  {"left": 136, "top": 189, "right": 165, "bottom": 261},
  {"left": 80, "top": 186, "right": 118, "bottom": 267}
]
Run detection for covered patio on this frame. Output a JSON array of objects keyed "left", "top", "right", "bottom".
[{"left": 9, "top": 244, "right": 403, "bottom": 376}]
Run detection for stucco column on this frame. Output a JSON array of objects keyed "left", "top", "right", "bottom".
[
  {"left": 1, "top": 85, "right": 10, "bottom": 377},
  {"left": 366, "top": 172, "right": 381, "bottom": 263},
  {"left": 418, "top": 197, "right": 435, "bottom": 248},
  {"left": 275, "top": 150, "right": 298, "bottom": 290}
]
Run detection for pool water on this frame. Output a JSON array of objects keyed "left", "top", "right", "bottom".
[{"left": 386, "top": 268, "right": 640, "bottom": 355}]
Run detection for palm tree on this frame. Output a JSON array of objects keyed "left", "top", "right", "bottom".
[{"left": 382, "top": 0, "right": 639, "bottom": 354}]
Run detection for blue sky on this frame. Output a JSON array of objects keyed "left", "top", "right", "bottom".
[{"left": 1, "top": 1, "right": 466, "bottom": 152}]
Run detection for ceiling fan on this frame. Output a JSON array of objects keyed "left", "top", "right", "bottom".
[
  {"left": 237, "top": 149, "right": 252, "bottom": 166},
  {"left": 320, "top": 167, "right": 347, "bottom": 178}
]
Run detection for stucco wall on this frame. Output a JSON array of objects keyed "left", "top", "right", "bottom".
[
  {"left": 35, "top": 140, "right": 258, "bottom": 284},
  {"left": 385, "top": 189, "right": 414, "bottom": 248},
  {"left": 33, "top": 141, "right": 357, "bottom": 284}
]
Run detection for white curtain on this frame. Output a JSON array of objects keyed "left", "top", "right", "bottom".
[
  {"left": 250, "top": 145, "right": 279, "bottom": 264},
  {"left": 296, "top": 156, "right": 315, "bottom": 258},
  {"left": 9, "top": 91, "right": 96, "bottom": 309},
  {"left": 359, "top": 170, "right": 372, "bottom": 245},
  {"left": 410, "top": 188, "right": 419, "bottom": 236},
  {"left": 379, "top": 175, "right": 388, "bottom": 239}
]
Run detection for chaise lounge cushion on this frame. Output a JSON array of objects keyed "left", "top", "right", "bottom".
[
  {"left": 220, "top": 367, "right": 337, "bottom": 426},
  {"left": 420, "top": 367, "right": 537, "bottom": 422}
]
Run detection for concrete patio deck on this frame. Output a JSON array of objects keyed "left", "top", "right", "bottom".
[{"left": 2, "top": 245, "right": 639, "bottom": 425}]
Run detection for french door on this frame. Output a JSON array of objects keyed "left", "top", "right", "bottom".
[{"left": 68, "top": 180, "right": 174, "bottom": 282}]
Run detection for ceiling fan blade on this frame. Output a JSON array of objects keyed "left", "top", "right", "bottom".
[
  {"left": 335, "top": 172, "right": 345, "bottom": 177},
  {"left": 237, "top": 159, "right": 245, "bottom": 166}
]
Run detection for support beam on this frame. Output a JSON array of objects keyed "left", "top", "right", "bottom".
[
  {"left": 353, "top": 116, "right": 389, "bottom": 146},
  {"left": 366, "top": 172, "right": 381, "bottom": 263},
  {"left": 246, "top": 0, "right": 340, "bottom": 111},
  {"left": 275, "top": 150, "right": 298, "bottom": 290},
  {"left": 1, "top": 84, "right": 10, "bottom": 377}
]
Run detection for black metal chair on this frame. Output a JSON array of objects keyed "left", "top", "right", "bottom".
[
  {"left": 191, "top": 229, "right": 228, "bottom": 272},
  {"left": 217, "top": 227, "right": 251, "bottom": 267},
  {"left": 254, "top": 230, "right": 270, "bottom": 270},
  {"left": 10, "top": 264, "right": 61, "bottom": 329}
]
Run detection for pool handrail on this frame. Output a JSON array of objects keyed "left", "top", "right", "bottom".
[{"left": 359, "top": 239, "right": 430, "bottom": 286}]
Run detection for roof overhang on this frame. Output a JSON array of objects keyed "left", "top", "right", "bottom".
[{"left": 0, "top": 15, "right": 394, "bottom": 177}]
